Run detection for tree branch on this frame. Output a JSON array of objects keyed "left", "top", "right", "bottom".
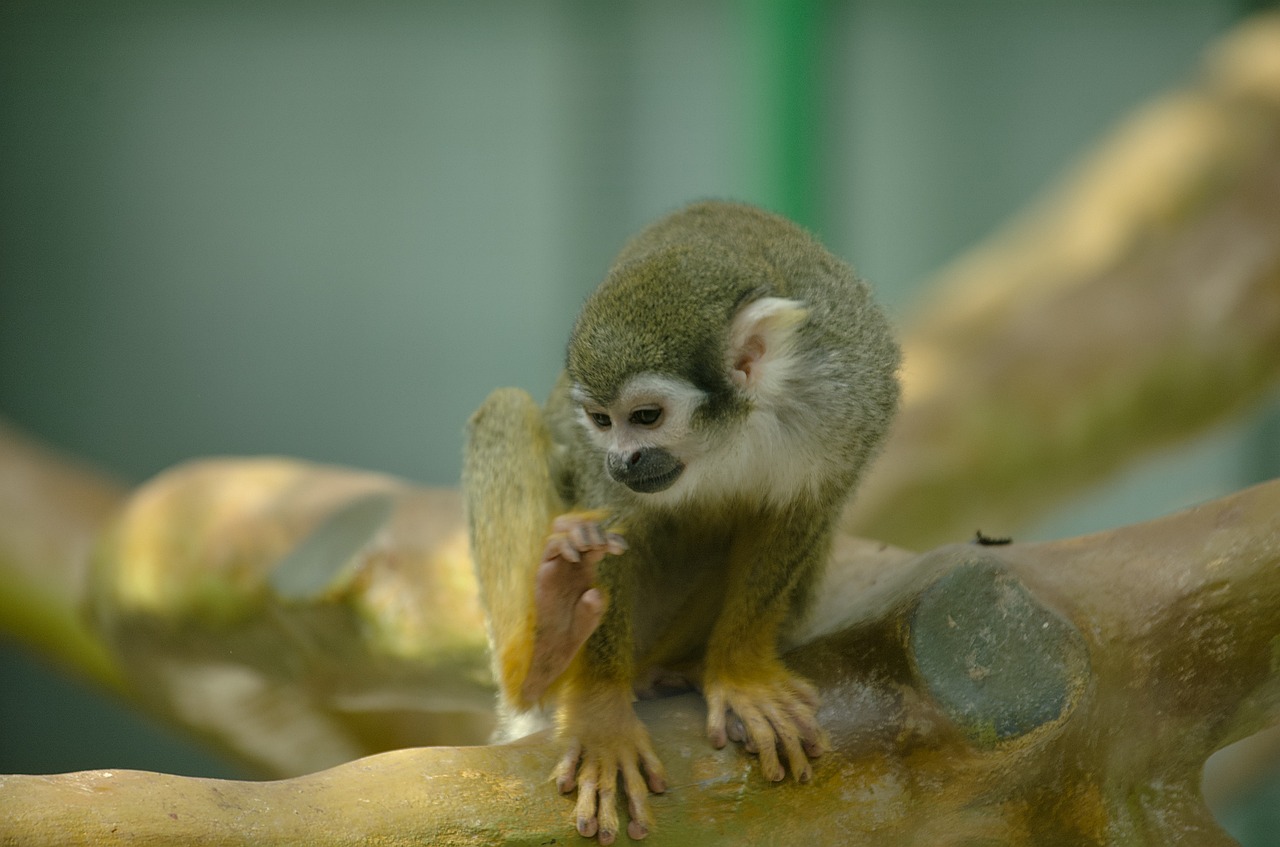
[
  {"left": 3, "top": 479, "right": 1276, "bottom": 845},
  {"left": 843, "top": 12, "right": 1280, "bottom": 549}
]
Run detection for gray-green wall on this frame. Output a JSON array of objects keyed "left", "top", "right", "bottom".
[{"left": 2, "top": 1, "right": 1275, "bottom": 841}]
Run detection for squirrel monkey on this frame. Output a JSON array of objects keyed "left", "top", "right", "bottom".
[{"left": 463, "top": 201, "right": 900, "bottom": 843}]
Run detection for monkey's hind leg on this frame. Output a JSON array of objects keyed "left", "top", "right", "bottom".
[{"left": 464, "top": 389, "right": 618, "bottom": 715}]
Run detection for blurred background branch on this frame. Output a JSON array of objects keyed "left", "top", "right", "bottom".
[{"left": 843, "top": 12, "right": 1280, "bottom": 547}]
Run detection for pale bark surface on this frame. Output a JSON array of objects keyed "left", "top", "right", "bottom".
[{"left": 3, "top": 478, "right": 1277, "bottom": 845}]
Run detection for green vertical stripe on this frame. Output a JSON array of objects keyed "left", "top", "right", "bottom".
[{"left": 740, "top": 0, "right": 826, "bottom": 233}]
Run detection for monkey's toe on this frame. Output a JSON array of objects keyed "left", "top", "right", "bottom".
[{"left": 703, "top": 669, "right": 826, "bottom": 783}]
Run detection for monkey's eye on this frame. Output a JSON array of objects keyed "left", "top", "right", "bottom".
[
  {"left": 587, "top": 411, "right": 612, "bottom": 429},
  {"left": 629, "top": 407, "right": 662, "bottom": 426}
]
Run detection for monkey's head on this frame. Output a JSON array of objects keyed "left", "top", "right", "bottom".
[{"left": 566, "top": 244, "right": 812, "bottom": 504}]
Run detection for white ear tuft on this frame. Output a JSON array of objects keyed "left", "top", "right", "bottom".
[{"left": 727, "top": 297, "right": 808, "bottom": 393}]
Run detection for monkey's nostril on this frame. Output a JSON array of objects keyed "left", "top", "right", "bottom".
[{"left": 628, "top": 451, "right": 643, "bottom": 466}]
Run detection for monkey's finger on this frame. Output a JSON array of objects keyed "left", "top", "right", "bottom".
[
  {"left": 594, "top": 759, "right": 620, "bottom": 846},
  {"left": 543, "top": 534, "right": 581, "bottom": 564},
  {"left": 740, "top": 708, "right": 785, "bottom": 782},
  {"left": 705, "top": 692, "right": 729, "bottom": 748},
  {"left": 626, "top": 816, "right": 651, "bottom": 841},
  {"left": 574, "top": 762, "right": 600, "bottom": 839},
  {"left": 754, "top": 733, "right": 786, "bottom": 782},
  {"left": 757, "top": 699, "right": 817, "bottom": 781},
  {"left": 550, "top": 510, "right": 610, "bottom": 535},
  {"left": 777, "top": 687, "right": 827, "bottom": 757},
  {"left": 635, "top": 733, "right": 668, "bottom": 794},
  {"left": 790, "top": 710, "right": 828, "bottom": 759},
  {"left": 568, "top": 521, "right": 602, "bottom": 551},
  {"left": 583, "top": 752, "right": 616, "bottom": 844},
  {"left": 776, "top": 725, "right": 813, "bottom": 783},
  {"left": 554, "top": 740, "right": 583, "bottom": 794},
  {"left": 605, "top": 532, "right": 628, "bottom": 556},
  {"left": 620, "top": 760, "right": 653, "bottom": 840},
  {"left": 549, "top": 514, "right": 578, "bottom": 534}
]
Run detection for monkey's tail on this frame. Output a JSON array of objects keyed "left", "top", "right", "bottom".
[{"left": 462, "top": 387, "right": 564, "bottom": 711}]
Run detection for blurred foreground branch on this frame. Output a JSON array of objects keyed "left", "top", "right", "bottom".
[{"left": 0, "top": 422, "right": 126, "bottom": 692}]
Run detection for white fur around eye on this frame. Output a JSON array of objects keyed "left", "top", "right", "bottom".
[
  {"left": 571, "top": 374, "right": 705, "bottom": 452},
  {"left": 616, "top": 374, "right": 704, "bottom": 423}
]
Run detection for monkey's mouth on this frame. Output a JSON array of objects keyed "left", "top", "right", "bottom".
[{"left": 624, "top": 463, "right": 685, "bottom": 494}]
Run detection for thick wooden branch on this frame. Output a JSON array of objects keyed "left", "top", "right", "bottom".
[{"left": 3, "top": 479, "right": 1276, "bottom": 845}]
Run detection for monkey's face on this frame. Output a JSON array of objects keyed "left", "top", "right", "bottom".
[
  {"left": 569, "top": 284, "right": 826, "bottom": 506},
  {"left": 572, "top": 374, "right": 709, "bottom": 496}
]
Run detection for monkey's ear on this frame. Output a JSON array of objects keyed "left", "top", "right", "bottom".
[{"left": 726, "top": 297, "right": 808, "bottom": 393}]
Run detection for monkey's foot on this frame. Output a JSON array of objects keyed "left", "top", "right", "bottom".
[
  {"left": 703, "top": 669, "right": 828, "bottom": 783},
  {"left": 553, "top": 687, "right": 667, "bottom": 845},
  {"left": 520, "top": 512, "right": 627, "bottom": 705}
]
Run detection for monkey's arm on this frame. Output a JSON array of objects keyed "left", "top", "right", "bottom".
[
  {"left": 466, "top": 389, "right": 663, "bottom": 843},
  {"left": 549, "top": 553, "right": 669, "bottom": 844},
  {"left": 700, "top": 508, "right": 832, "bottom": 782},
  {"left": 552, "top": 685, "right": 666, "bottom": 843}
]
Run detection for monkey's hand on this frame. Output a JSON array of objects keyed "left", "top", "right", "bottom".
[
  {"left": 520, "top": 512, "right": 626, "bottom": 706},
  {"left": 553, "top": 685, "right": 667, "bottom": 845},
  {"left": 703, "top": 665, "right": 828, "bottom": 783}
]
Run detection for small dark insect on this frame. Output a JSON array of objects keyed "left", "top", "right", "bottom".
[{"left": 974, "top": 529, "right": 1013, "bottom": 546}]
